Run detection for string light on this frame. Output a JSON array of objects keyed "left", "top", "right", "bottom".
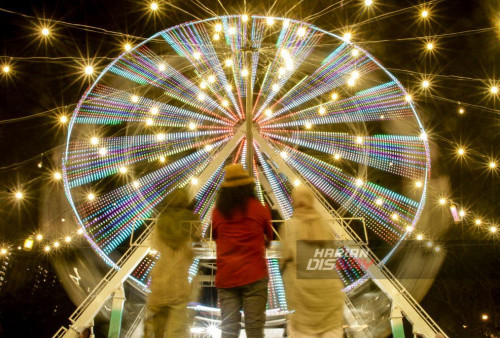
[
  {"left": 44, "top": 246, "right": 50, "bottom": 252},
  {"left": 4, "top": 13, "right": 496, "bottom": 289},
  {"left": 84, "top": 65, "right": 94, "bottom": 75},
  {"left": 331, "top": 92, "right": 339, "bottom": 101},
  {"left": 474, "top": 219, "right": 482, "bottom": 226},
  {"left": 265, "top": 109, "right": 273, "bottom": 117},
  {"left": 458, "top": 107, "right": 465, "bottom": 114},
  {"left": 490, "top": 226, "right": 498, "bottom": 233},
  {"left": 36, "top": 234, "right": 43, "bottom": 241},
  {"left": 65, "top": 236, "right": 72, "bottom": 243},
  {"left": 318, "top": 106, "right": 326, "bottom": 115}
]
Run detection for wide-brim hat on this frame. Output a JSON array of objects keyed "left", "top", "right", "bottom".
[{"left": 221, "top": 163, "right": 254, "bottom": 188}]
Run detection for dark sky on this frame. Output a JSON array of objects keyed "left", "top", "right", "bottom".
[{"left": 0, "top": 0, "right": 499, "bottom": 336}]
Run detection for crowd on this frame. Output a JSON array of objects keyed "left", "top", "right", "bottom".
[{"left": 143, "top": 163, "right": 344, "bottom": 338}]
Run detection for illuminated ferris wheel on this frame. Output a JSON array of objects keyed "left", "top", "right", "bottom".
[{"left": 62, "top": 15, "right": 430, "bottom": 300}]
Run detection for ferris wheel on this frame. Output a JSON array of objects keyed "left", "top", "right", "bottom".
[{"left": 62, "top": 15, "right": 430, "bottom": 301}]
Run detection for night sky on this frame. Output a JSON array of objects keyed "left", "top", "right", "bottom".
[{"left": 1, "top": 0, "right": 500, "bottom": 337}]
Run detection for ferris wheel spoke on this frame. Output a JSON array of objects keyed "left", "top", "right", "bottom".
[
  {"left": 75, "top": 146, "right": 221, "bottom": 254},
  {"left": 263, "top": 82, "right": 412, "bottom": 127},
  {"left": 254, "top": 146, "right": 293, "bottom": 219},
  {"left": 273, "top": 144, "right": 419, "bottom": 243},
  {"left": 259, "top": 42, "right": 378, "bottom": 122},
  {"left": 194, "top": 163, "right": 225, "bottom": 221},
  {"left": 262, "top": 130, "right": 426, "bottom": 180},
  {"left": 65, "top": 132, "right": 230, "bottom": 188},
  {"left": 109, "top": 45, "right": 238, "bottom": 122},
  {"left": 161, "top": 21, "right": 244, "bottom": 119},
  {"left": 78, "top": 84, "right": 233, "bottom": 126},
  {"left": 253, "top": 21, "right": 323, "bottom": 120}
]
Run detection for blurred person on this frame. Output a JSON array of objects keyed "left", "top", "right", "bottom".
[
  {"left": 143, "top": 188, "right": 200, "bottom": 338},
  {"left": 279, "top": 185, "right": 344, "bottom": 338},
  {"left": 212, "top": 163, "right": 273, "bottom": 338}
]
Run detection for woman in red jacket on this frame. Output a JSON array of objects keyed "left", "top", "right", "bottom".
[{"left": 212, "top": 163, "right": 273, "bottom": 338}]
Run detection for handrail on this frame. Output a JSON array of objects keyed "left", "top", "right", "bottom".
[
  {"left": 312, "top": 194, "right": 446, "bottom": 336},
  {"left": 124, "top": 305, "right": 147, "bottom": 338},
  {"left": 68, "top": 223, "right": 153, "bottom": 324}
]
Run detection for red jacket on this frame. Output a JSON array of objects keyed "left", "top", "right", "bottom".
[{"left": 212, "top": 198, "right": 273, "bottom": 288}]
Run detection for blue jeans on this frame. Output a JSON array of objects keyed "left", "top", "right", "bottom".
[{"left": 217, "top": 278, "right": 268, "bottom": 338}]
